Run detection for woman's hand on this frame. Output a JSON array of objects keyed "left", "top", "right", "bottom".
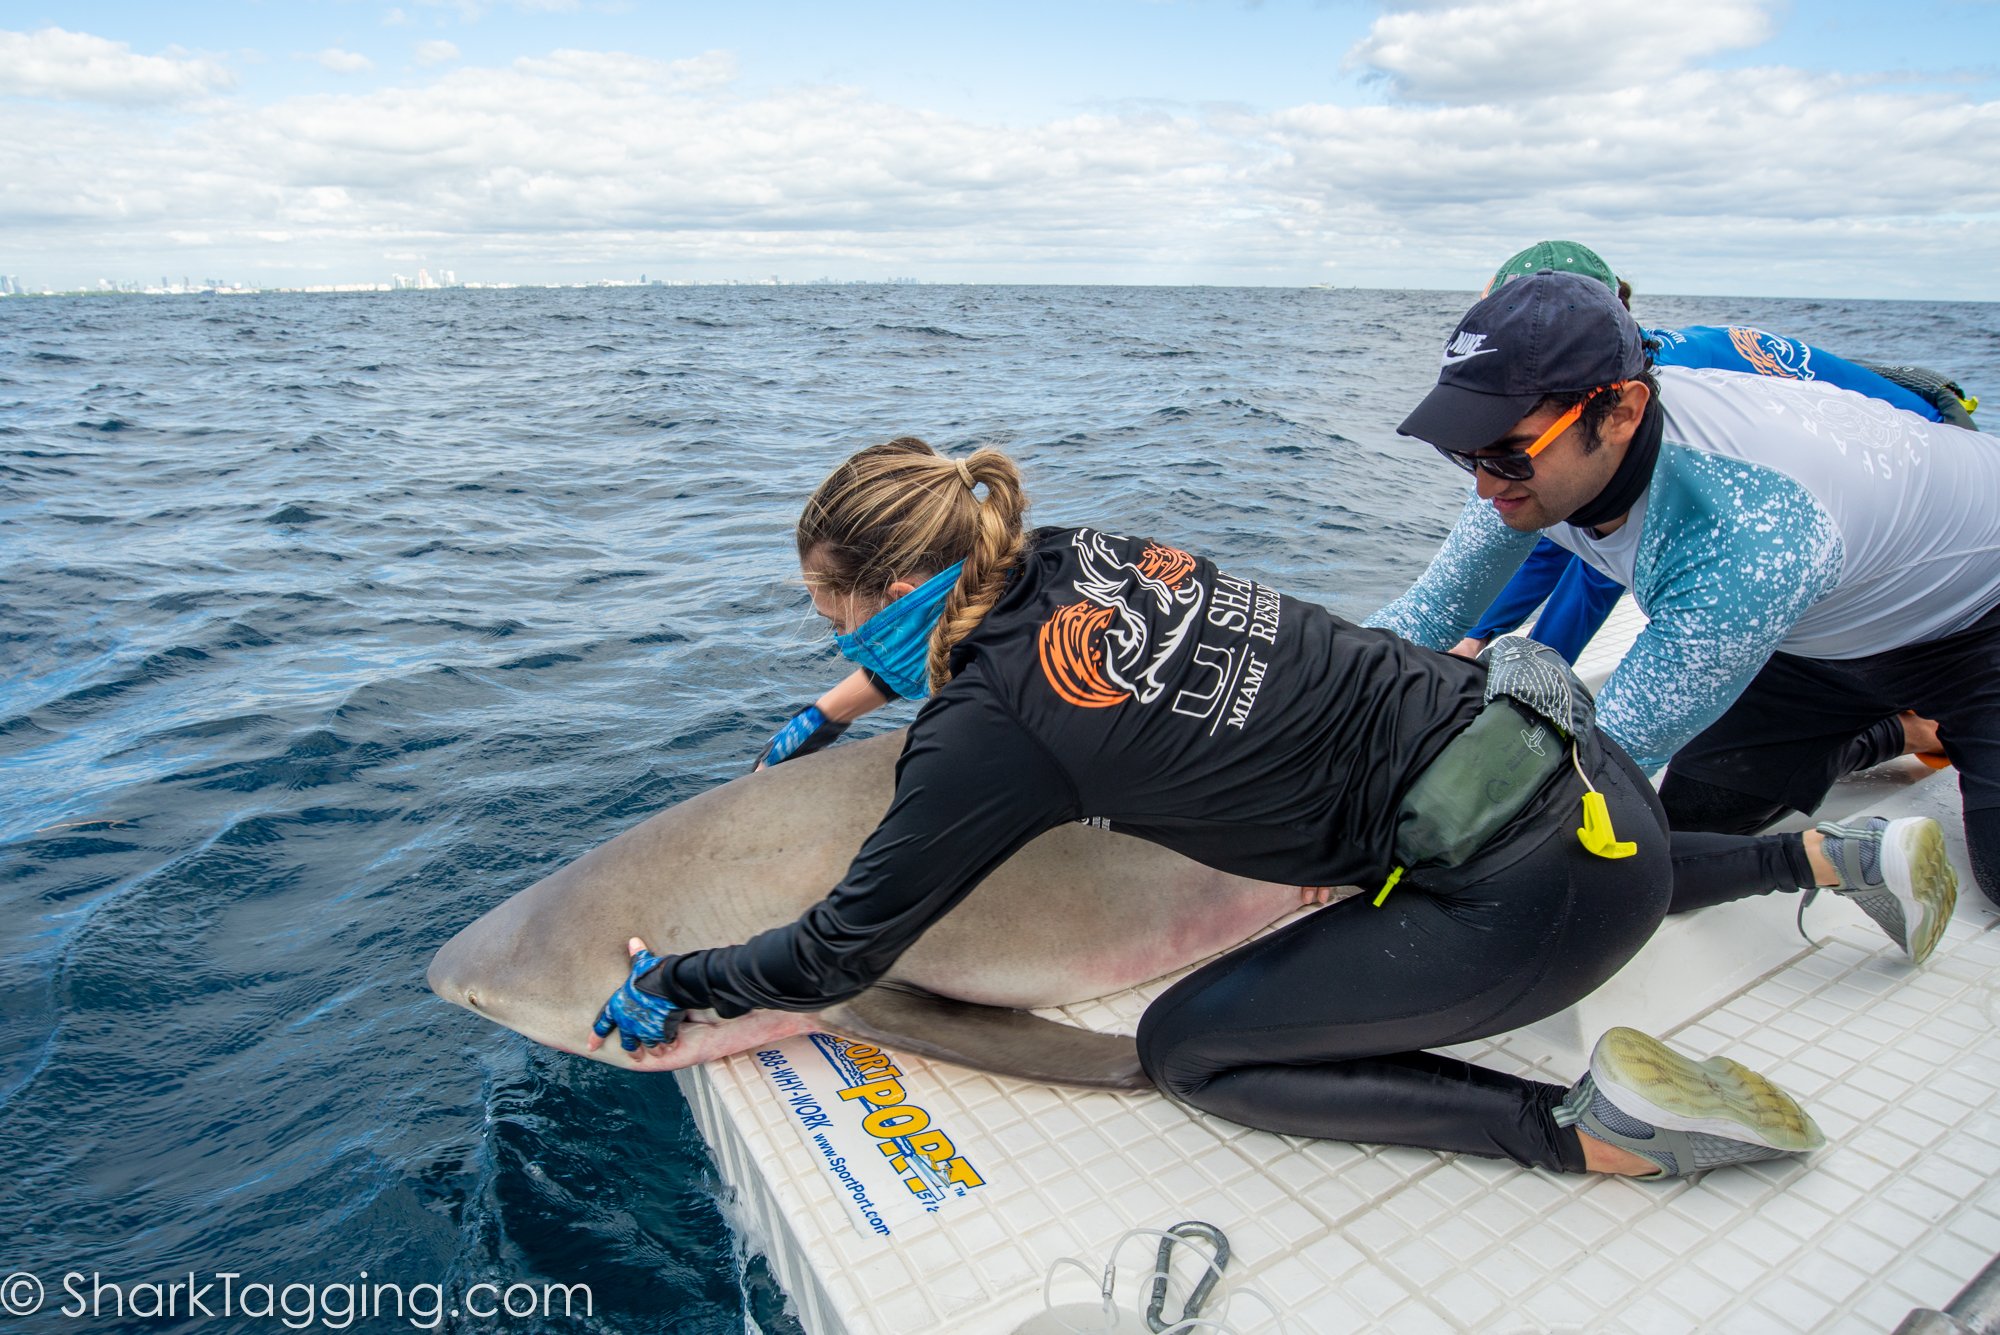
[
  {"left": 754, "top": 703, "right": 847, "bottom": 770},
  {"left": 753, "top": 669, "right": 897, "bottom": 770},
  {"left": 588, "top": 937, "right": 684, "bottom": 1061}
]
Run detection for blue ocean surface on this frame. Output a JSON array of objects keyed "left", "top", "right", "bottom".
[{"left": 3, "top": 285, "right": 1994, "bottom": 1333}]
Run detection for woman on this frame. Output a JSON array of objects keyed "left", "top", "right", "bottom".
[{"left": 588, "top": 437, "right": 1862, "bottom": 1178}]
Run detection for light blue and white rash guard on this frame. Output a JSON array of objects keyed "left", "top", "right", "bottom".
[{"left": 1368, "top": 366, "right": 2000, "bottom": 769}]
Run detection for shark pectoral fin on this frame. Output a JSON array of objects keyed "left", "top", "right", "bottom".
[{"left": 822, "top": 982, "right": 1150, "bottom": 1092}]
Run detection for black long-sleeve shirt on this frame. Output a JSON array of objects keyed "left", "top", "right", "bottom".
[{"left": 649, "top": 526, "right": 1487, "bottom": 1016}]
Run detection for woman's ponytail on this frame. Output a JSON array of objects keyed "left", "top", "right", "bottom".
[
  {"left": 797, "top": 438, "right": 1029, "bottom": 691},
  {"left": 926, "top": 447, "right": 1027, "bottom": 690}
]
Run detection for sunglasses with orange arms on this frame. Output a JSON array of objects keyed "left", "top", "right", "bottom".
[{"left": 1436, "top": 382, "right": 1628, "bottom": 482}]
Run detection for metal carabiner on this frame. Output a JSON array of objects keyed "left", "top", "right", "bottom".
[{"left": 1146, "top": 1220, "right": 1230, "bottom": 1333}]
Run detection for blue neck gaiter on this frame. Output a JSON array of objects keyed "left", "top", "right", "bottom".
[{"left": 833, "top": 561, "right": 965, "bottom": 700}]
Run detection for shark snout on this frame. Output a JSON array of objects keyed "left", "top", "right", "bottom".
[
  {"left": 425, "top": 929, "right": 487, "bottom": 1012},
  {"left": 424, "top": 912, "right": 620, "bottom": 1059}
]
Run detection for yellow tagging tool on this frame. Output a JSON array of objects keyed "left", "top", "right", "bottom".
[{"left": 1577, "top": 792, "right": 1637, "bottom": 859}]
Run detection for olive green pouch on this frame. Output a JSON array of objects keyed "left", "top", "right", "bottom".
[{"left": 1393, "top": 697, "right": 1565, "bottom": 871}]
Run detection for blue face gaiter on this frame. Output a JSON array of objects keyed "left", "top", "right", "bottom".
[{"left": 833, "top": 561, "right": 966, "bottom": 700}]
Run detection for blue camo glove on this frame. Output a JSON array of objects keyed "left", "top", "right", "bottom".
[
  {"left": 757, "top": 703, "right": 849, "bottom": 769},
  {"left": 592, "top": 947, "right": 683, "bottom": 1052}
]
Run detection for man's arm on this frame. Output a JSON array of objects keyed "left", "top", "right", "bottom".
[
  {"left": 1594, "top": 619, "right": 1790, "bottom": 771},
  {"left": 1595, "top": 457, "right": 1843, "bottom": 768},
  {"left": 1366, "top": 491, "right": 1541, "bottom": 649},
  {"left": 1457, "top": 536, "right": 1586, "bottom": 656}
]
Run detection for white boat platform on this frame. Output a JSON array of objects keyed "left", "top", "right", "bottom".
[{"left": 682, "top": 603, "right": 2000, "bottom": 1334}]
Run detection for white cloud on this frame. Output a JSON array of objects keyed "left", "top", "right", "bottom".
[
  {"left": 1350, "top": 0, "right": 1778, "bottom": 102},
  {"left": 383, "top": 8, "right": 412, "bottom": 26},
  {"left": 415, "top": 39, "right": 461, "bottom": 66},
  {"left": 0, "top": 26, "right": 232, "bottom": 104},
  {"left": 512, "top": 48, "right": 735, "bottom": 91},
  {"left": 416, "top": 0, "right": 488, "bottom": 22},
  {"left": 2, "top": 24, "right": 1996, "bottom": 298},
  {"left": 314, "top": 48, "right": 375, "bottom": 74}
]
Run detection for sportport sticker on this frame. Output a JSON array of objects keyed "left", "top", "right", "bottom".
[{"left": 753, "top": 1033, "right": 988, "bottom": 1237}]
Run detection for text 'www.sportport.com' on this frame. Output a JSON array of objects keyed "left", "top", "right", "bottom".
[{"left": 1, "top": 1269, "right": 592, "bottom": 1330}]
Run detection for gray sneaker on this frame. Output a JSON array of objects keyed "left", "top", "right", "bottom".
[
  {"left": 1807, "top": 816, "right": 1957, "bottom": 965},
  {"left": 1556, "top": 1028, "right": 1825, "bottom": 1179}
]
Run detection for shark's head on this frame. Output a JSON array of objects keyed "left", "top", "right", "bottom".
[
  {"left": 425, "top": 893, "right": 819, "bottom": 1070},
  {"left": 425, "top": 893, "right": 616, "bottom": 1058}
]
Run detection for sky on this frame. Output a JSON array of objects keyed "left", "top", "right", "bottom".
[{"left": 3, "top": 0, "right": 1998, "bottom": 298}]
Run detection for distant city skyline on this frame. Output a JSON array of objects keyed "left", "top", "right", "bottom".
[
  {"left": 0, "top": 270, "right": 942, "bottom": 296},
  {"left": 5, "top": 2, "right": 1999, "bottom": 301}
]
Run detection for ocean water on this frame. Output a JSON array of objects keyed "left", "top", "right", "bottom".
[{"left": 3, "top": 284, "right": 1994, "bottom": 1334}]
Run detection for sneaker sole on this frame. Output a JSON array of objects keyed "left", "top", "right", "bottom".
[
  {"left": 1882, "top": 817, "right": 1956, "bottom": 966},
  {"left": 1590, "top": 1028, "right": 1825, "bottom": 1153}
]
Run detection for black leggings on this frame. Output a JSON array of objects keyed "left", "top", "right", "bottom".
[
  {"left": 1138, "top": 742, "right": 1671, "bottom": 1173},
  {"left": 1664, "top": 770, "right": 2000, "bottom": 914},
  {"left": 1138, "top": 740, "right": 1824, "bottom": 1171},
  {"left": 1660, "top": 715, "right": 1902, "bottom": 842},
  {"left": 1660, "top": 599, "right": 2000, "bottom": 907}
]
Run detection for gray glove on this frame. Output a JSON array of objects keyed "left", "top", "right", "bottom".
[{"left": 1477, "top": 634, "right": 1601, "bottom": 768}]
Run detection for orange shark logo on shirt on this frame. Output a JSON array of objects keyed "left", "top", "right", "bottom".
[
  {"left": 1727, "top": 326, "right": 1813, "bottom": 380},
  {"left": 1040, "top": 602, "right": 1128, "bottom": 708},
  {"left": 1037, "top": 535, "right": 1203, "bottom": 709}
]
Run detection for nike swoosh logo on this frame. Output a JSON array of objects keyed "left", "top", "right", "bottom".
[{"left": 1441, "top": 348, "right": 1498, "bottom": 366}]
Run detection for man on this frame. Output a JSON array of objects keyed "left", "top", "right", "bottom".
[
  {"left": 1452, "top": 239, "right": 1979, "bottom": 667},
  {"left": 1368, "top": 271, "right": 2000, "bottom": 919}
]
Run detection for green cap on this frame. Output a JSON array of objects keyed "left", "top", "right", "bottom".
[{"left": 1484, "top": 240, "right": 1618, "bottom": 298}]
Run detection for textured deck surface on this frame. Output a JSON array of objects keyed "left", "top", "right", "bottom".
[{"left": 683, "top": 600, "right": 2000, "bottom": 1334}]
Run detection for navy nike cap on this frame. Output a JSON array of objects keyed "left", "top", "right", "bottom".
[{"left": 1399, "top": 270, "right": 1647, "bottom": 454}]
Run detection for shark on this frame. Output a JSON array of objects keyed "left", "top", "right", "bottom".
[{"left": 427, "top": 730, "right": 1303, "bottom": 1089}]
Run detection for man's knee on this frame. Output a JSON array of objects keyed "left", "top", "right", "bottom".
[{"left": 1659, "top": 770, "right": 1790, "bottom": 835}]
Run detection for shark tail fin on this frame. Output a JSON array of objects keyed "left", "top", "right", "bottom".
[{"left": 823, "top": 981, "right": 1149, "bottom": 1092}]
